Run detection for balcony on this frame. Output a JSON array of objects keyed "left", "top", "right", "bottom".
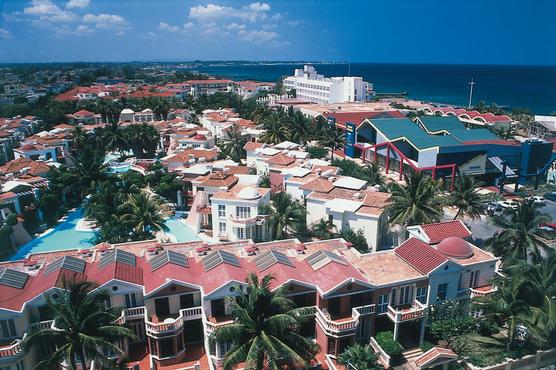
[
  {"left": 145, "top": 307, "right": 203, "bottom": 336},
  {"left": 0, "top": 320, "right": 54, "bottom": 360},
  {"left": 228, "top": 213, "right": 269, "bottom": 226},
  {"left": 204, "top": 315, "right": 235, "bottom": 334},
  {"left": 315, "top": 304, "right": 375, "bottom": 335},
  {"left": 115, "top": 306, "right": 146, "bottom": 325},
  {"left": 387, "top": 300, "right": 427, "bottom": 322},
  {"left": 470, "top": 285, "right": 497, "bottom": 299}
]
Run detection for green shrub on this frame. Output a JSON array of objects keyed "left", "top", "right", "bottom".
[
  {"left": 375, "top": 331, "right": 403, "bottom": 357},
  {"left": 306, "top": 146, "right": 328, "bottom": 159},
  {"left": 477, "top": 318, "right": 498, "bottom": 336}
]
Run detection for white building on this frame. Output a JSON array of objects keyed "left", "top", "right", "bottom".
[
  {"left": 210, "top": 185, "right": 271, "bottom": 242},
  {"left": 283, "top": 65, "right": 373, "bottom": 104}
]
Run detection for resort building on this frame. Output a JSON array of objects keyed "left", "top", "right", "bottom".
[
  {"left": 119, "top": 108, "right": 156, "bottom": 123},
  {"left": 187, "top": 79, "right": 235, "bottom": 96},
  {"left": 283, "top": 65, "right": 373, "bottom": 104},
  {"left": 66, "top": 109, "right": 102, "bottom": 125},
  {"left": 331, "top": 112, "right": 555, "bottom": 188},
  {"left": 161, "top": 148, "right": 220, "bottom": 172},
  {"left": 528, "top": 115, "right": 556, "bottom": 140},
  {"left": 235, "top": 80, "right": 274, "bottom": 98},
  {"left": 13, "top": 143, "right": 58, "bottom": 162},
  {"left": 0, "top": 157, "right": 51, "bottom": 177},
  {"left": 0, "top": 221, "right": 498, "bottom": 370},
  {"left": 199, "top": 109, "right": 262, "bottom": 139}
]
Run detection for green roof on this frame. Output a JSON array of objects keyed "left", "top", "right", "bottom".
[
  {"left": 367, "top": 118, "right": 461, "bottom": 150},
  {"left": 419, "top": 115, "right": 498, "bottom": 142}
]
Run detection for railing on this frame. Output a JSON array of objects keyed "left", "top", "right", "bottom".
[
  {"left": 227, "top": 214, "right": 264, "bottom": 225},
  {"left": 370, "top": 336, "right": 391, "bottom": 368},
  {"left": 464, "top": 349, "right": 556, "bottom": 370},
  {"left": 145, "top": 307, "right": 203, "bottom": 336},
  {"left": 387, "top": 300, "right": 427, "bottom": 322},
  {"left": 204, "top": 315, "right": 235, "bottom": 334},
  {"left": 0, "top": 340, "right": 24, "bottom": 358},
  {"left": 315, "top": 304, "right": 375, "bottom": 334},
  {"left": 115, "top": 306, "right": 146, "bottom": 325},
  {"left": 457, "top": 289, "right": 471, "bottom": 299},
  {"left": 470, "top": 286, "right": 497, "bottom": 299},
  {"left": 0, "top": 320, "right": 55, "bottom": 359}
]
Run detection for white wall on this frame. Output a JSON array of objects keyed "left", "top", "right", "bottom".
[{"left": 417, "top": 147, "right": 439, "bottom": 168}]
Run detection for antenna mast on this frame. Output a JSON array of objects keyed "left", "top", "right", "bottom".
[{"left": 468, "top": 78, "right": 475, "bottom": 109}]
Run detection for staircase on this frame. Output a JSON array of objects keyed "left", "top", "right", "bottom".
[{"left": 400, "top": 348, "right": 423, "bottom": 370}]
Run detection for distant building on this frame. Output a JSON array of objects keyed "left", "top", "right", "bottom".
[
  {"left": 283, "top": 65, "right": 373, "bottom": 104},
  {"left": 528, "top": 115, "right": 556, "bottom": 140}
]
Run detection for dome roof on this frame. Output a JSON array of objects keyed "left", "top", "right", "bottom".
[
  {"left": 437, "top": 237, "right": 473, "bottom": 259},
  {"left": 142, "top": 108, "right": 153, "bottom": 114},
  {"left": 238, "top": 186, "right": 260, "bottom": 200},
  {"left": 193, "top": 134, "right": 207, "bottom": 140},
  {"left": 121, "top": 108, "right": 134, "bottom": 114},
  {"left": 21, "top": 143, "right": 36, "bottom": 150}
]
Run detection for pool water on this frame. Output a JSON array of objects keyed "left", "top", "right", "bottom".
[
  {"left": 8, "top": 212, "right": 199, "bottom": 261},
  {"left": 9, "top": 208, "right": 96, "bottom": 261},
  {"left": 163, "top": 217, "right": 200, "bottom": 243},
  {"left": 108, "top": 163, "right": 131, "bottom": 173}
]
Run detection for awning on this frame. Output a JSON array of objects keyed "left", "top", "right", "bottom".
[{"left": 488, "top": 156, "right": 517, "bottom": 177}]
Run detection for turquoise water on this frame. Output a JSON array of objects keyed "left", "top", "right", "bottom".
[
  {"left": 164, "top": 217, "right": 200, "bottom": 242},
  {"left": 108, "top": 163, "right": 131, "bottom": 173},
  {"left": 9, "top": 208, "right": 96, "bottom": 261},
  {"left": 8, "top": 213, "right": 199, "bottom": 261}
]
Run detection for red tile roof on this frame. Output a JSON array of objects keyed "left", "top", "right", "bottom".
[
  {"left": 420, "top": 220, "right": 471, "bottom": 244},
  {"left": 267, "top": 153, "right": 296, "bottom": 166},
  {"left": 395, "top": 238, "right": 448, "bottom": 275}
]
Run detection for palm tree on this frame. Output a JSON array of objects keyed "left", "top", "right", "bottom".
[
  {"left": 448, "top": 175, "right": 485, "bottom": 220},
  {"left": 119, "top": 192, "right": 168, "bottom": 239},
  {"left": 361, "top": 162, "right": 385, "bottom": 187},
  {"left": 212, "top": 273, "right": 320, "bottom": 370},
  {"left": 259, "top": 113, "right": 290, "bottom": 144},
  {"left": 288, "top": 111, "right": 311, "bottom": 145},
  {"left": 102, "top": 123, "right": 128, "bottom": 154},
  {"left": 22, "top": 280, "right": 136, "bottom": 369},
  {"left": 388, "top": 169, "right": 444, "bottom": 241},
  {"left": 476, "top": 277, "right": 532, "bottom": 351},
  {"left": 268, "top": 192, "right": 306, "bottom": 239},
  {"left": 515, "top": 251, "right": 556, "bottom": 348},
  {"left": 220, "top": 124, "right": 247, "bottom": 163},
  {"left": 485, "top": 200, "right": 551, "bottom": 263},
  {"left": 318, "top": 127, "right": 344, "bottom": 161},
  {"left": 338, "top": 344, "right": 381, "bottom": 370},
  {"left": 67, "top": 148, "right": 108, "bottom": 198},
  {"left": 494, "top": 126, "right": 516, "bottom": 140},
  {"left": 312, "top": 218, "right": 335, "bottom": 239}
]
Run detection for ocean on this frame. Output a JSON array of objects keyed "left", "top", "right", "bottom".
[{"left": 192, "top": 63, "right": 556, "bottom": 114}]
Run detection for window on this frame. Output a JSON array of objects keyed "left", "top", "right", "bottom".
[
  {"left": 218, "top": 205, "right": 226, "bottom": 218},
  {"left": 436, "top": 283, "right": 448, "bottom": 301},
  {"left": 328, "top": 214, "right": 333, "bottom": 224},
  {"left": 0, "top": 319, "right": 16, "bottom": 338},
  {"left": 236, "top": 206, "right": 251, "bottom": 219},
  {"left": 219, "top": 222, "right": 226, "bottom": 234},
  {"left": 237, "top": 228, "right": 245, "bottom": 239},
  {"left": 398, "top": 286, "right": 413, "bottom": 305},
  {"left": 125, "top": 293, "right": 138, "bottom": 308},
  {"left": 416, "top": 287, "right": 427, "bottom": 304},
  {"left": 470, "top": 270, "right": 480, "bottom": 288},
  {"left": 16, "top": 362, "right": 26, "bottom": 370},
  {"left": 255, "top": 224, "right": 263, "bottom": 240},
  {"left": 377, "top": 294, "right": 389, "bottom": 314}
]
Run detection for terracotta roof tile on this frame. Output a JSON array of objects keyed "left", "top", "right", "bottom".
[
  {"left": 420, "top": 220, "right": 471, "bottom": 244},
  {"left": 395, "top": 238, "right": 448, "bottom": 275}
]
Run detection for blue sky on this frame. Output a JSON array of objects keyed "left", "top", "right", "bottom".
[{"left": 1, "top": 0, "right": 555, "bottom": 64}]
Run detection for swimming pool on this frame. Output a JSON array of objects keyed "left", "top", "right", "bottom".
[
  {"left": 9, "top": 208, "right": 96, "bottom": 261},
  {"left": 8, "top": 213, "right": 199, "bottom": 261},
  {"left": 163, "top": 217, "right": 200, "bottom": 243},
  {"left": 107, "top": 162, "right": 131, "bottom": 173}
]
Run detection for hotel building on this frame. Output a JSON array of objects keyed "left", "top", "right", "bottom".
[
  {"left": 283, "top": 65, "right": 373, "bottom": 104},
  {"left": 0, "top": 220, "right": 498, "bottom": 370}
]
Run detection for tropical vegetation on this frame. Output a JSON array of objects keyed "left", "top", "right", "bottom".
[
  {"left": 211, "top": 273, "right": 320, "bottom": 370},
  {"left": 338, "top": 344, "right": 382, "bottom": 370},
  {"left": 267, "top": 192, "right": 307, "bottom": 239},
  {"left": 22, "top": 280, "right": 136, "bottom": 370},
  {"left": 448, "top": 175, "right": 485, "bottom": 220}
]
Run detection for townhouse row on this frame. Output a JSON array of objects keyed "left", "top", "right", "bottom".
[{"left": 0, "top": 220, "right": 498, "bottom": 370}]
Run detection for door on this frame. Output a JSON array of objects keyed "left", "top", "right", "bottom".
[
  {"left": 180, "top": 294, "right": 195, "bottom": 309},
  {"left": 155, "top": 297, "right": 170, "bottom": 318},
  {"left": 211, "top": 299, "right": 226, "bottom": 317},
  {"left": 328, "top": 297, "right": 341, "bottom": 316}
]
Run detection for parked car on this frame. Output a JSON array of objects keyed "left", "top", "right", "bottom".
[
  {"left": 486, "top": 202, "right": 503, "bottom": 215},
  {"left": 527, "top": 195, "right": 546, "bottom": 205},
  {"left": 497, "top": 200, "right": 519, "bottom": 210}
]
